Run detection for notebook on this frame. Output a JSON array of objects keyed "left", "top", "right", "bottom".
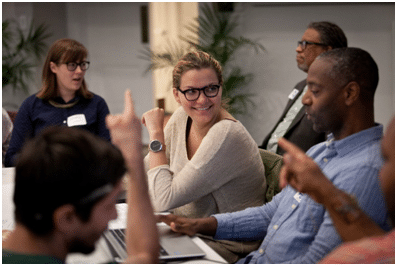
[{"left": 102, "top": 225, "right": 206, "bottom": 262}]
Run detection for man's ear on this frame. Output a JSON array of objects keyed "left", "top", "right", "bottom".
[
  {"left": 343, "top": 81, "right": 360, "bottom": 106},
  {"left": 173, "top": 88, "right": 181, "bottom": 105},
  {"left": 53, "top": 204, "right": 80, "bottom": 234}
]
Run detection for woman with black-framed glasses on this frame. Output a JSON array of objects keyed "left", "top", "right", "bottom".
[
  {"left": 141, "top": 51, "right": 266, "bottom": 263},
  {"left": 5, "top": 39, "right": 111, "bottom": 167}
]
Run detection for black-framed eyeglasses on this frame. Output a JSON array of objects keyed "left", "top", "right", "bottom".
[
  {"left": 297, "top": 41, "right": 328, "bottom": 50},
  {"left": 177, "top": 84, "right": 221, "bottom": 101},
  {"left": 65, "top": 61, "right": 90, "bottom": 71}
]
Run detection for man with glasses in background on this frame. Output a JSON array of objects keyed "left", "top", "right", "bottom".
[{"left": 260, "top": 21, "right": 347, "bottom": 155}]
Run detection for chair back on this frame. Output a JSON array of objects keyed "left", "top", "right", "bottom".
[{"left": 259, "top": 148, "right": 283, "bottom": 203}]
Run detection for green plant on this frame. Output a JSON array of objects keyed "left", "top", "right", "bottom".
[
  {"left": 2, "top": 19, "right": 52, "bottom": 94},
  {"left": 140, "top": 3, "right": 265, "bottom": 115}
]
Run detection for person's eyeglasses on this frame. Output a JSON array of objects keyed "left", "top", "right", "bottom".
[
  {"left": 177, "top": 84, "right": 221, "bottom": 101},
  {"left": 297, "top": 41, "right": 328, "bottom": 50},
  {"left": 65, "top": 61, "right": 90, "bottom": 71}
]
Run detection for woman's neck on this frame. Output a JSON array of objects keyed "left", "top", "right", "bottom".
[
  {"left": 57, "top": 88, "right": 76, "bottom": 103},
  {"left": 191, "top": 108, "right": 235, "bottom": 137}
]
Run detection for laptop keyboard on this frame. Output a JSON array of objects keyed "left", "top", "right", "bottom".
[{"left": 103, "top": 228, "right": 168, "bottom": 261}]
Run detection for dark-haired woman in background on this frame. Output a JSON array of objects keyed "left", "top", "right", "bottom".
[{"left": 5, "top": 38, "right": 110, "bottom": 167}]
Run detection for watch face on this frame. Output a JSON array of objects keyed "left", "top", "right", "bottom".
[{"left": 150, "top": 140, "right": 162, "bottom": 152}]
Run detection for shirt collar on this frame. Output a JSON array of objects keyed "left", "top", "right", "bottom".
[
  {"left": 53, "top": 95, "right": 81, "bottom": 104},
  {"left": 325, "top": 124, "right": 383, "bottom": 157}
]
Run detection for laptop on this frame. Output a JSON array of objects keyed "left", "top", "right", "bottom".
[{"left": 102, "top": 225, "right": 206, "bottom": 262}]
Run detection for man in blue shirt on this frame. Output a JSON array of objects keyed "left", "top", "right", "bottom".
[{"left": 158, "top": 48, "right": 391, "bottom": 263}]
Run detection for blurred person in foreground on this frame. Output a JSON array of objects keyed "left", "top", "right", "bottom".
[{"left": 2, "top": 91, "right": 159, "bottom": 263}]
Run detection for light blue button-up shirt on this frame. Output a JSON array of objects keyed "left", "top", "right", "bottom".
[{"left": 213, "top": 124, "right": 390, "bottom": 263}]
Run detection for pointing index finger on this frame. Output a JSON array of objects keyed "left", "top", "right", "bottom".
[
  {"left": 123, "top": 90, "right": 135, "bottom": 116},
  {"left": 278, "top": 137, "right": 304, "bottom": 157}
]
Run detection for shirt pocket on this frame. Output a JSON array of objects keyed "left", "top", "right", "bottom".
[{"left": 297, "top": 198, "right": 325, "bottom": 233}]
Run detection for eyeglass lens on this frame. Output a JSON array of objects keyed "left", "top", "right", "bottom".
[
  {"left": 182, "top": 85, "right": 220, "bottom": 101},
  {"left": 297, "top": 41, "right": 307, "bottom": 49},
  {"left": 67, "top": 61, "right": 90, "bottom": 71}
]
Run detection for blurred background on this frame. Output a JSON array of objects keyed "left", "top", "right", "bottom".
[{"left": 2, "top": 2, "right": 394, "bottom": 144}]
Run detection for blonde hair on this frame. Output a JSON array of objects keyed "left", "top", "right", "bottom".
[{"left": 172, "top": 51, "right": 223, "bottom": 89}]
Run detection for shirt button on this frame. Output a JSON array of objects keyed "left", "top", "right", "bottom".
[
  {"left": 323, "top": 158, "right": 328, "bottom": 163},
  {"left": 259, "top": 249, "right": 264, "bottom": 254},
  {"left": 273, "top": 225, "right": 279, "bottom": 230},
  {"left": 291, "top": 204, "right": 296, "bottom": 209}
]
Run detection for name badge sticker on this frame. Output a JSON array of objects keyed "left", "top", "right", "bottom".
[
  {"left": 288, "top": 88, "right": 299, "bottom": 100},
  {"left": 67, "top": 114, "right": 87, "bottom": 127},
  {"left": 293, "top": 192, "right": 303, "bottom": 203}
]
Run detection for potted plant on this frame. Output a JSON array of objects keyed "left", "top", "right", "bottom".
[
  {"left": 2, "top": 19, "right": 52, "bottom": 95},
  {"left": 140, "top": 3, "right": 265, "bottom": 115}
]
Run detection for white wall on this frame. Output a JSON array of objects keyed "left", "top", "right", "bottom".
[
  {"left": 66, "top": 2, "right": 153, "bottom": 143},
  {"left": 2, "top": 2, "right": 69, "bottom": 110},
  {"left": 3, "top": 2, "right": 395, "bottom": 145},
  {"left": 230, "top": 3, "right": 395, "bottom": 144},
  {"left": 149, "top": 2, "right": 198, "bottom": 113}
]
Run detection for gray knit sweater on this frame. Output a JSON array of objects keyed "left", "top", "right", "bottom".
[{"left": 145, "top": 107, "right": 266, "bottom": 218}]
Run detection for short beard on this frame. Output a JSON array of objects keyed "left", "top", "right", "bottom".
[
  {"left": 297, "top": 63, "right": 309, "bottom": 73},
  {"left": 68, "top": 238, "right": 96, "bottom": 255}
]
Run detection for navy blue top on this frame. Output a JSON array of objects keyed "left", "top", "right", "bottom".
[{"left": 4, "top": 93, "right": 111, "bottom": 167}]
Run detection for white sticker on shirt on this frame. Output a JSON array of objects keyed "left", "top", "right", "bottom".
[
  {"left": 67, "top": 114, "right": 87, "bottom": 127},
  {"left": 293, "top": 192, "right": 303, "bottom": 203},
  {"left": 288, "top": 88, "right": 299, "bottom": 100}
]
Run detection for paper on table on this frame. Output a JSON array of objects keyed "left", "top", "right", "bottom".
[
  {"left": 2, "top": 168, "right": 15, "bottom": 231},
  {"left": 108, "top": 203, "right": 171, "bottom": 229}
]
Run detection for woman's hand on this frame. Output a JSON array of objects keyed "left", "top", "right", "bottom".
[{"left": 142, "top": 107, "right": 165, "bottom": 136}]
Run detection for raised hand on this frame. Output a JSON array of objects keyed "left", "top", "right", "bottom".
[
  {"left": 107, "top": 91, "right": 160, "bottom": 263},
  {"left": 142, "top": 107, "right": 165, "bottom": 135},
  {"left": 278, "top": 137, "right": 334, "bottom": 204},
  {"left": 106, "top": 90, "right": 142, "bottom": 162}
]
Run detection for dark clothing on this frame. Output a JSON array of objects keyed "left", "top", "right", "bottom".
[
  {"left": 260, "top": 79, "right": 326, "bottom": 155},
  {"left": 4, "top": 93, "right": 111, "bottom": 166},
  {"left": 2, "top": 249, "right": 64, "bottom": 264}
]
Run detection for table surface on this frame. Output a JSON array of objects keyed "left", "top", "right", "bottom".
[{"left": 2, "top": 167, "right": 226, "bottom": 264}]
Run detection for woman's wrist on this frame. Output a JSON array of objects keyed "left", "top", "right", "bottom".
[{"left": 149, "top": 131, "right": 165, "bottom": 143}]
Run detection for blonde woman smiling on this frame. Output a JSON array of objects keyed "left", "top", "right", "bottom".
[{"left": 142, "top": 51, "right": 266, "bottom": 262}]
